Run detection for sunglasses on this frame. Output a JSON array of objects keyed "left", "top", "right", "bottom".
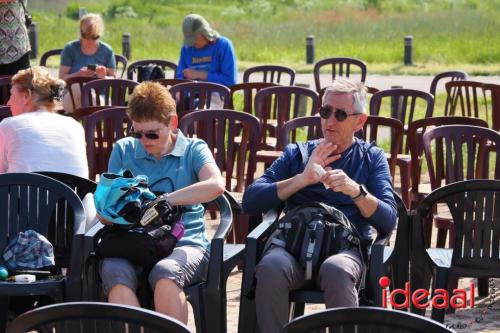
[
  {"left": 319, "top": 105, "right": 360, "bottom": 121},
  {"left": 81, "top": 32, "right": 100, "bottom": 40},
  {"left": 129, "top": 129, "right": 161, "bottom": 140}
]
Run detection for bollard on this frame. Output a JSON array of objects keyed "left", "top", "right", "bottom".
[
  {"left": 28, "top": 22, "right": 38, "bottom": 59},
  {"left": 404, "top": 35, "right": 413, "bottom": 66},
  {"left": 306, "top": 35, "right": 315, "bottom": 64},
  {"left": 79, "top": 7, "right": 87, "bottom": 19},
  {"left": 122, "top": 33, "right": 131, "bottom": 60}
]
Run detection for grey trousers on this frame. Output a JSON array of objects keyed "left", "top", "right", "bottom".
[{"left": 255, "top": 245, "right": 363, "bottom": 333}]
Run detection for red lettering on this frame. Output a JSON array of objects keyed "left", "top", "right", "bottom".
[
  {"left": 411, "top": 289, "right": 429, "bottom": 309},
  {"left": 432, "top": 289, "right": 449, "bottom": 309},
  {"left": 470, "top": 281, "right": 475, "bottom": 308},
  {"left": 390, "top": 282, "right": 410, "bottom": 309},
  {"left": 450, "top": 289, "right": 467, "bottom": 309}
]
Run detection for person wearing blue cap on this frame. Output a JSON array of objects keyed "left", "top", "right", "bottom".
[{"left": 176, "top": 13, "right": 237, "bottom": 90}]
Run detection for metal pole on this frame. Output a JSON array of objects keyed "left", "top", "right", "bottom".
[
  {"left": 28, "top": 22, "right": 38, "bottom": 60},
  {"left": 404, "top": 35, "right": 413, "bottom": 65},
  {"left": 122, "top": 33, "right": 131, "bottom": 60},
  {"left": 306, "top": 35, "right": 315, "bottom": 64}
]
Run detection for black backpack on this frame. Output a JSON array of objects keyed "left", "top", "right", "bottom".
[
  {"left": 273, "top": 202, "right": 364, "bottom": 282},
  {"left": 135, "top": 64, "right": 165, "bottom": 82}
]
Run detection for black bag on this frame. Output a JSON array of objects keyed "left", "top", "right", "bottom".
[
  {"left": 136, "top": 64, "right": 165, "bottom": 82},
  {"left": 273, "top": 202, "right": 364, "bottom": 282}
]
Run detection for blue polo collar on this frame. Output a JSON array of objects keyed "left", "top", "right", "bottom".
[{"left": 134, "top": 129, "right": 189, "bottom": 160}]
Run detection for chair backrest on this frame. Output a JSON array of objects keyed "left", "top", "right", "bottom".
[
  {"left": 83, "top": 106, "right": 132, "bottom": 180},
  {"left": 0, "top": 105, "right": 12, "bottom": 121},
  {"left": 416, "top": 179, "right": 500, "bottom": 278},
  {"left": 152, "top": 78, "right": 193, "bottom": 90},
  {"left": 243, "top": 65, "right": 296, "bottom": 86},
  {"left": 313, "top": 57, "right": 367, "bottom": 93},
  {"left": 359, "top": 115, "right": 404, "bottom": 181},
  {"left": 255, "top": 85, "right": 319, "bottom": 151},
  {"left": 35, "top": 172, "right": 97, "bottom": 201},
  {"left": 65, "top": 76, "right": 98, "bottom": 112},
  {"left": 407, "top": 116, "right": 489, "bottom": 206},
  {"left": 39, "top": 48, "right": 63, "bottom": 67},
  {"left": 230, "top": 82, "right": 277, "bottom": 115},
  {"left": 281, "top": 306, "right": 454, "bottom": 333},
  {"left": 444, "top": 80, "right": 488, "bottom": 121},
  {"left": 369, "top": 88, "right": 434, "bottom": 153},
  {"left": 280, "top": 115, "right": 322, "bottom": 147},
  {"left": 127, "top": 59, "right": 177, "bottom": 81},
  {"left": 114, "top": 54, "right": 128, "bottom": 78},
  {"left": 169, "top": 81, "right": 231, "bottom": 117},
  {"left": 429, "top": 70, "right": 468, "bottom": 96},
  {"left": 81, "top": 78, "right": 138, "bottom": 107},
  {"left": 0, "top": 173, "right": 86, "bottom": 297},
  {"left": 422, "top": 125, "right": 500, "bottom": 191},
  {"left": 179, "top": 109, "right": 261, "bottom": 192},
  {"left": 483, "top": 83, "right": 500, "bottom": 131},
  {"left": 6, "top": 301, "right": 192, "bottom": 333},
  {"left": 0, "top": 75, "right": 12, "bottom": 105}
]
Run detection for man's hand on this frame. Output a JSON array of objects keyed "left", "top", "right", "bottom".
[
  {"left": 183, "top": 68, "right": 207, "bottom": 80},
  {"left": 321, "top": 168, "right": 360, "bottom": 198},
  {"left": 300, "top": 140, "right": 340, "bottom": 187}
]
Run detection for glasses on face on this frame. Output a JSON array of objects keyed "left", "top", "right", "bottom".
[
  {"left": 319, "top": 105, "right": 360, "bottom": 121},
  {"left": 129, "top": 128, "right": 161, "bottom": 140},
  {"left": 81, "top": 31, "right": 100, "bottom": 40}
]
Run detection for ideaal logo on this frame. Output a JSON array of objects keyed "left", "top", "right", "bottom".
[{"left": 379, "top": 276, "right": 475, "bottom": 310}]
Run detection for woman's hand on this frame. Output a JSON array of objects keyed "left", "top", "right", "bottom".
[
  {"left": 95, "top": 65, "right": 107, "bottom": 79},
  {"left": 78, "top": 67, "right": 96, "bottom": 77}
]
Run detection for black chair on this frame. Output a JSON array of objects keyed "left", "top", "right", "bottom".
[
  {"left": 83, "top": 193, "right": 244, "bottom": 333},
  {"left": 0, "top": 75, "right": 12, "bottom": 105},
  {"left": 6, "top": 301, "right": 192, "bottom": 333},
  {"left": 0, "top": 105, "right": 12, "bottom": 122},
  {"left": 39, "top": 48, "right": 63, "bottom": 67},
  {"left": 35, "top": 172, "right": 98, "bottom": 232},
  {"left": 0, "top": 173, "right": 86, "bottom": 332},
  {"left": 238, "top": 191, "right": 401, "bottom": 333},
  {"left": 411, "top": 179, "right": 500, "bottom": 323},
  {"left": 280, "top": 307, "right": 455, "bottom": 333},
  {"left": 114, "top": 54, "right": 128, "bottom": 78}
]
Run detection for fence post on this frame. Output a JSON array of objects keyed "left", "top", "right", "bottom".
[
  {"left": 122, "top": 33, "right": 131, "bottom": 60},
  {"left": 28, "top": 22, "right": 38, "bottom": 59},
  {"left": 404, "top": 35, "right": 413, "bottom": 65},
  {"left": 306, "top": 35, "right": 315, "bottom": 64}
]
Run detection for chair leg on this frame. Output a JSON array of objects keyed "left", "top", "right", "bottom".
[
  {"left": 431, "top": 268, "right": 449, "bottom": 323},
  {"left": 0, "top": 296, "right": 9, "bottom": 333},
  {"left": 478, "top": 278, "right": 489, "bottom": 297},
  {"left": 436, "top": 228, "right": 448, "bottom": 248},
  {"left": 290, "top": 301, "right": 305, "bottom": 319},
  {"left": 398, "top": 161, "right": 411, "bottom": 208}
]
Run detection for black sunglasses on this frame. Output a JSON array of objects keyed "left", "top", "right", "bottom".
[
  {"left": 319, "top": 105, "right": 360, "bottom": 121},
  {"left": 129, "top": 129, "right": 160, "bottom": 140},
  {"left": 81, "top": 32, "right": 100, "bottom": 40}
]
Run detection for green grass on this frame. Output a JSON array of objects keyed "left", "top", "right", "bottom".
[{"left": 32, "top": 0, "right": 500, "bottom": 74}]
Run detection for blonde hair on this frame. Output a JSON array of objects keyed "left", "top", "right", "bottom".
[
  {"left": 127, "top": 82, "right": 176, "bottom": 124},
  {"left": 11, "top": 66, "right": 66, "bottom": 112},
  {"left": 80, "top": 13, "right": 104, "bottom": 37},
  {"left": 323, "top": 78, "right": 367, "bottom": 114}
]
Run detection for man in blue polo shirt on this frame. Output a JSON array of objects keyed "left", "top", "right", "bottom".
[
  {"left": 242, "top": 78, "right": 397, "bottom": 333},
  {"left": 176, "top": 14, "right": 237, "bottom": 92}
]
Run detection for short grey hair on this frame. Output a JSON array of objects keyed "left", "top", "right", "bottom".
[{"left": 322, "top": 78, "right": 367, "bottom": 114}]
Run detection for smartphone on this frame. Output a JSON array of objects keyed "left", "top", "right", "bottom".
[{"left": 87, "top": 64, "right": 96, "bottom": 71}]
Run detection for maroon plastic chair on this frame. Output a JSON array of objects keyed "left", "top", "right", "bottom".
[
  {"left": 243, "top": 65, "right": 295, "bottom": 86},
  {"left": 255, "top": 86, "right": 319, "bottom": 166},
  {"left": 229, "top": 82, "right": 277, "bottom": 115},
  {"left": 313, "top": 57, "right": 367, "bottom": 93},
  {"left": 169, "top": 81, "right": 231, "bottom": 118},
  {"left": 0, "top": 75, "right": 12, "bottom": 105},
  {"left": 422, "top": 125, "right": 500, "bottom": 249},
  {"left": 152, "top": 78, "right": 193, "bottom": 90},
  {"left": 0, "top": 106, "right": 11, "bottom": 122},
  {"left": 280, "top": 115, "right": 322, "bottom": 146},
  {"left": 483, "top": 83, "right": 500, "bottom": 131},
  {"left": 179, "top": 109, "right": 261, "bottom": 244},
  {"left": 64, "top": 76, "right": 98, "bottom": 111},
  {"left": 429, "top": 71, "right": 468, "bottom": 116},
  {"left": 83, "top": 107, "right": 132, "bottom": 180},
  {"left": 444, "top": 80, "right": 488, "bottom": 120},
  {"left": 369, "top": 88, "right": 434, "bottom": 206},
  {"left": 80, "top": 79, "right": 138, "bottom": 108},
  {"left": 114, "top": 54, "right": 128, "bottom": 78},
  {"left": 126, "top": 59, "right": 177, "bottom": 81},
  {"left": 39, "top": 48, "right": 63, "bottom": 66}
]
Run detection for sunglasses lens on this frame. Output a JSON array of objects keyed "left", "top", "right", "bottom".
[
  {"left": 334, "top": 109, "right": 348, "bottom": 122},
  {"left": 319, "top": 105, "right": 332, "bottom": 119},
  {"left": 130, "top": 131, "right": 160, "bottom": 140},
  {"left": 144, "top": 133, "right": 159, "bottom": 140},
  {"left": 130, "top": 131, "right": 142, "bottom": 139}
]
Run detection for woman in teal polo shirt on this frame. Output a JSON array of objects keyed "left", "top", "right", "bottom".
[{"left": 100, "top": 81, "right": 224, "bottom": 324}]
